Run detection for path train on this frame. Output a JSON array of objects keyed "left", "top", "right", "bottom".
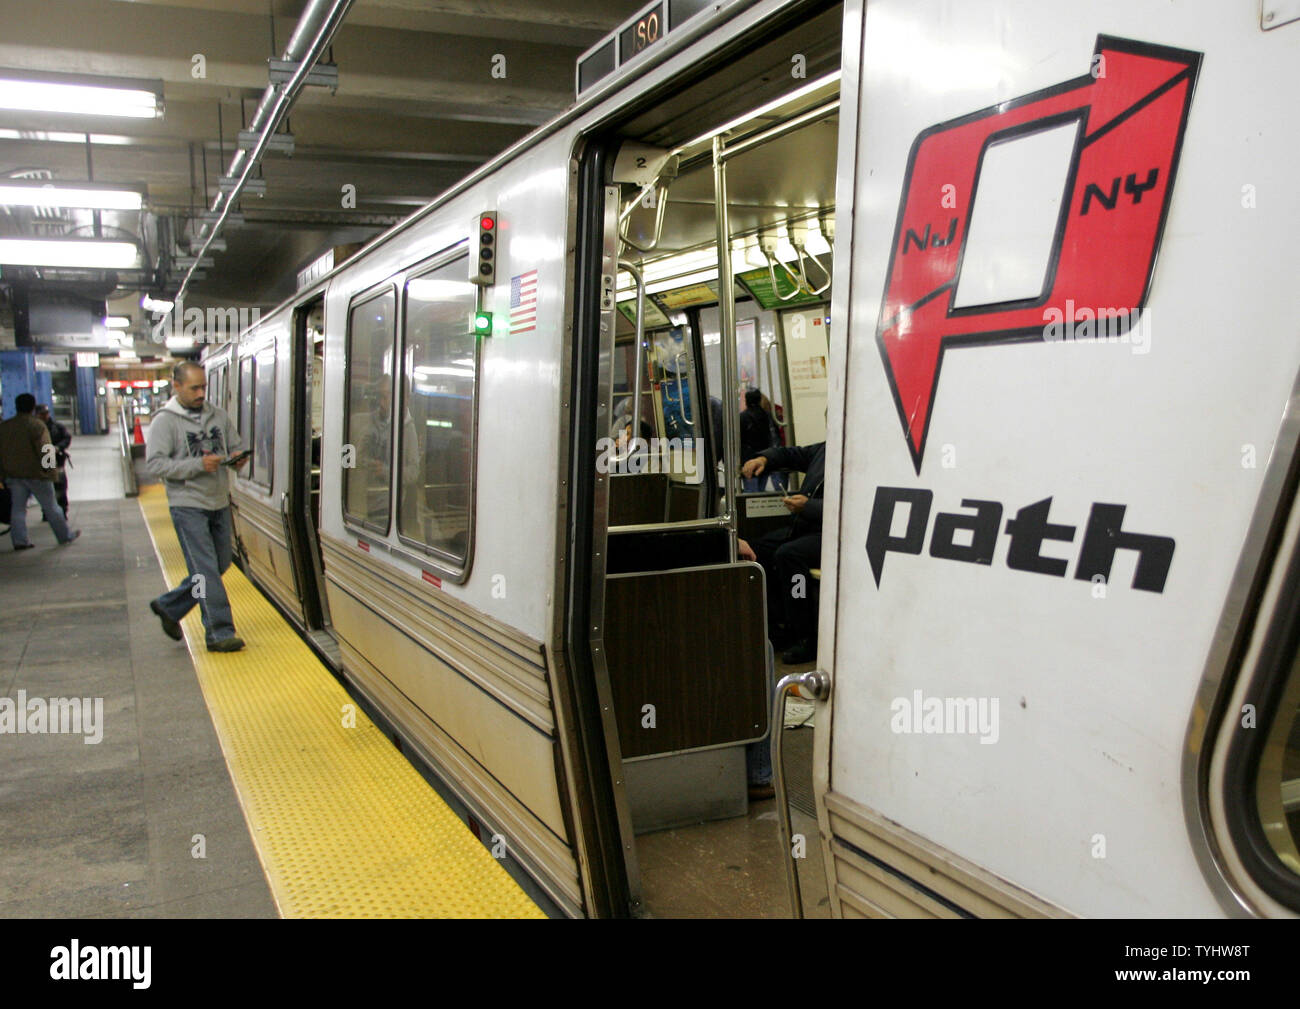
[{"left": 201, "top": 0, "right": 1299, "bottom": 916}]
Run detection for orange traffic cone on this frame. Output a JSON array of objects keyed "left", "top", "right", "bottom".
[{"left": 132, "top": 417, "right": 144, "bottom": 445}]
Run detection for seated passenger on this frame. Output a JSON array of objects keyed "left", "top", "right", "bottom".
[
  {"left": 738, "top": 388, "right": 784, "bottom": 492},
  {"left": 739, "top": 441, "right": 826, "bottom": 664}
]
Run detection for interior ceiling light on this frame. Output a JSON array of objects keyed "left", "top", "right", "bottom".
[
  {"left": 0, "top": 129, "right": 134, "bottom": 145},
  {"left": 0, "top": 238, "right": 137, "bottom": 268},
  {"left": 104, "top": 316, "right": 131, "bottom": 329},
  {"left": 140, "top": 294, "right": 174, "bottom": 314},
  {"left": 0, "top": 181, "right": 143, "bottom": 211},
  {"left": 0, "top": 71, "right": 163, "bottom": 118}
]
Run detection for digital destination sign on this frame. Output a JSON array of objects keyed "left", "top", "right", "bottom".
[{"left": 576, "top": 0, "right": 714, "bottom": 97}]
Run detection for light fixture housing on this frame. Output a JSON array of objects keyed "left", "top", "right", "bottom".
[{"left": 0, "top": 68, "right": 163, "bottom": 119}]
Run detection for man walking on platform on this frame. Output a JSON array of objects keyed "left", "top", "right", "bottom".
[
  {"left": 0, "top": 393, "right": 81, "bottom": 550},
  {"left": 34, "top": 404, "right": 72, "bottom": 518},
  {"left": 146, "top": 362, "right": 248, "bottom": 652}
]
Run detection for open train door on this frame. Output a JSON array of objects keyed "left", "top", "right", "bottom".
[{"left": 803, "top": 0, "right": 1300, "bottom": 916}]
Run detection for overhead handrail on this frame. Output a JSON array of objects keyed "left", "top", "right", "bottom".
[
  {"left": 617, "top": 259, "right": 647, "bottom": 462},
  {"left": 763, "top": 342, "right": 789, "bottom": 430},
  {"left": 619, "top": 181, "right": 670, "bottom": 254},
  {"left": 673, "top": 351, "right": 694, "bottom": 427},
  {"left": 793, "top": 242, "right": 832, "bottom": 295}
]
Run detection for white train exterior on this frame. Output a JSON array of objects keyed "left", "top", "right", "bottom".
[{"left": 204, "top": 0, "right": 1300, "bottom": 917}]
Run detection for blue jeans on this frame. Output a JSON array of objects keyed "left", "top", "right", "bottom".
[
  {"left": 7, "top": 477, "right": 73, "bottom": 545},
  {"left": 745, "top": 640, "right": 777, "bottom": 785},
  {"left": 155, "top": 506, "right": 237, "bottom": 644}
]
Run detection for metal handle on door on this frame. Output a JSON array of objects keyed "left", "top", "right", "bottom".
[{"left": 773, "top": 667, "right": 831, "bottom": 918}]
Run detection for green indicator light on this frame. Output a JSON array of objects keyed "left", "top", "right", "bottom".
[{"left": 473, "top": 311, "right": 493, "bottom": 334}]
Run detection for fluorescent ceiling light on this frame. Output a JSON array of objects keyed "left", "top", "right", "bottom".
[
  {"left": 165, "top": 337, "right": 194, "bottom": 351},
  {"left": 0, "top": 129, "right": 134, "bottom": 145},
  {"left": 0, "top": 76, "right": 161, "bottom": 118},
  {"left": 117, "top": 348, "right": 138, "bottom": 360},
  {"left": 104, "top": 316, "right": 131, "bottom": 329},
  {"left": 0, "top": 182, "right": 142, "bottom": 211},
  {"left": 0, "top": 238, "right": 137, "bottom": 268},
  {"left": 141, "top": 295, "right": 173, "bottom": 313},
  {"left": 680, "top": 70, "right": 841, "bottom": 153}
]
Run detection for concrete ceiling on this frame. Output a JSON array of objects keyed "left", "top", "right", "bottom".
[{"left": 0, "top": 0, "right": 647, "bottom": 349}]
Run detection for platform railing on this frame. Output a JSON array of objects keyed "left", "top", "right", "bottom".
[{"left": 118, "top": 404, "right": 139, "bottom": 498}]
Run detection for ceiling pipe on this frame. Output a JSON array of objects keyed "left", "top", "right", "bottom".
[{"left": 175, "top": 0, "right": 354, "bottom": 303}]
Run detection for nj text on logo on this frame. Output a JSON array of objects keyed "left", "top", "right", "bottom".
[
  {"left": 50, "top": 941, "right": 150, "bottom": 990},
  {"left": 0, "top": 691, "right": 103, "bottom": 744}
]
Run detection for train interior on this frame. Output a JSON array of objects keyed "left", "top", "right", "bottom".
[{"left": 589, "top": 9, "right": 842, "bottom": 917}]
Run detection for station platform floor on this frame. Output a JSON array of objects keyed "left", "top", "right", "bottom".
[{"left": 2, "top": 426, "right": 827, "bottom": 918}]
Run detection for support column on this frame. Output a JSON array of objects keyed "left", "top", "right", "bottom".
[
  {"left": 75, "top": 365, "right": 101, "bottom": 434},
  {"left": 1, "top": 349, "right": 37, "bottom": 417}
]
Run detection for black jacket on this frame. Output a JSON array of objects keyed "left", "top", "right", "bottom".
[
  {"left": 43, "top": 417, "right": 71, "bottom": 466},
  {"left": 739, "top": 405, "right": 777, "bottom": 461},
  {"left": 760, "top": 442, "right": 826, "bottom": 532}
]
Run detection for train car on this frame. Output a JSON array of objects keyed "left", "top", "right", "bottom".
[{"left": 204, "top": 0, "right": 1299, "bottom": 917}]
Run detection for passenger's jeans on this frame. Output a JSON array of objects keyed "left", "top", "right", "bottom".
[
  {"left": 6, "top": 477, "right": 73, "bottom": 545},
  {"left": 745, "top": 640, "right": 777, "bottom": 786},
  {"left": 155, "top": 506, "right": 237, "bottom": 644}
]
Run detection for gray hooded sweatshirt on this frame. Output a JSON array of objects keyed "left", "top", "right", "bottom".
[{"left": 145, "top": 396, "right": 244, "bottom": 510}]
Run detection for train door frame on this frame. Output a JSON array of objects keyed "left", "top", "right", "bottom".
[{"left": 286, "top": 295, "right": 330, "bottom": 631}]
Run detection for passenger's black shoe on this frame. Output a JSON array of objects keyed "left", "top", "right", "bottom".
[
  {"left": 58, "top": 530, "right": 81, "bottom": 545},
  {"left": 150, "top": 600, "right": 183, "bottom": 641},
  {"left": 748, "top": 782, "right": 776, "bottom": 801},
  {"left": 14, "top": 543, "right": 35, "bottom": 551},
  {"left": 768, "top": 623, "right": 795, "bottom": 651},
  {"left": 206, "top": 636, "right": 245, "bottom": 653},
  {"left": 781, "top": 639, "right": 816, "bottom": 665}
]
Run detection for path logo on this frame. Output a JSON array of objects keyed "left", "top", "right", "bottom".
[{"left": 876, "top": 36, "right": 1201, "bottom": 472}]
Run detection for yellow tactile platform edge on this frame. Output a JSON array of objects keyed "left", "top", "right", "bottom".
[{"left": 138, "top": 485, "right": 544, "bottom": 918}]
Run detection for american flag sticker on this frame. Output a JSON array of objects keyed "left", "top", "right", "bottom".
[{"left": 510, "top": 270, "right": 538, "bottom": 334}]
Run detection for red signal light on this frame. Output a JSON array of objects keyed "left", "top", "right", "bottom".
[{"left": 480, "top": 216, "right": 494, "bottom": 230}]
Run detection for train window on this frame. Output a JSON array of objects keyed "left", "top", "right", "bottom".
[
  {"left": 343, "top": 288, "right": 397, "bottom": 535},
  {"left": 1255, "top": 666, "right": 1300, "bottom": 878},
  {"left": 397, "top": 257, "right": 478, "bottom": 566},
  {"left": 1218, "top": 487, "right": 1300, "bottom": 910},
  {"left": 251, "top": 346, "right": 275, "bottom": 489},
  {"left": 238, "top": 356, "right": 254, "bottom": 451}
]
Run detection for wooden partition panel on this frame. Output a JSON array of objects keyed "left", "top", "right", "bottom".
[
  {"left": 667, "top": 481, "right": 703, "bottom": 522},
  {"left": 603, "top": 563, "right": 768, "bottom": 758},
  {"left": 608, "top": 472, "right": 669, "bottom": 526}
]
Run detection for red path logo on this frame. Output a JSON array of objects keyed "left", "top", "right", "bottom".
[{"left": 876, "top": 36, "right": 1201, "bottom": 472}]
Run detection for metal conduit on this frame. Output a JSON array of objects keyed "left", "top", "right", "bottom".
[{"left": 176, "top": 0, "right": 355, "bottom": 302}]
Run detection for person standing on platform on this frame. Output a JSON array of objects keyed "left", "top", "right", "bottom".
[
  {"left": 146, "top": 362, "right": 248, "bottom": 652},
  {"left": 0, "top": 393, "right": 80, "bottom": 550},
  {"left": 34, "top": 404, "right": 71, "bottom": 519}
]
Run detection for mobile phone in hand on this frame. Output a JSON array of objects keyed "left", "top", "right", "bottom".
[{"left": 223, "top": 449, "right": 252, "bottom": 467}]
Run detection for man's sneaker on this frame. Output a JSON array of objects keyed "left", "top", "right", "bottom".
[
  {"left": 58, "top": 530, "right": 81, "bottom": 545},
  {"left": 149, "top": 600, "right": 183, "bottom": 641},
  {"left": 14, "top": 543, "right": 34, "bottom": 551},
  {"left": 748, "top": 782, "right": 776, "bottom": 801},
  {"left": 207, "top": 636, "right": 245, "bottom": 653}
]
